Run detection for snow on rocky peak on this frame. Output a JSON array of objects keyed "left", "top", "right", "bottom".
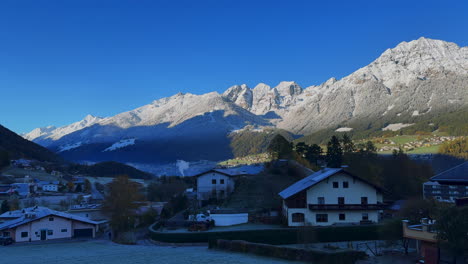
[
  {"left": 349, "top": 37, "right": 468, "bottom": 90},
  {"left": 222, "top": 84, "right": 253, "bottom": 110},
  {"left": 23, "top": 126, "right": 56, "bottom": 141},
  {"left": 24, "top": 115, "right": 103, "bottom": 142}
]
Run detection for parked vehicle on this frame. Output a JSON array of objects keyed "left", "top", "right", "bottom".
[
  {"left": 0, "top": 236, "right": 14, "bottom": 246},
  {"left": 188, "top": 213, "right": 212, "bottom": 222}
]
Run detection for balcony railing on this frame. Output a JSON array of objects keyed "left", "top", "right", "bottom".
[{"left": 308, "top": 204, "right": 385, "bottom": 210}]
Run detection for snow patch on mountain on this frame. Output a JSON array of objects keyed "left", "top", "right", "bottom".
[
  {"left": 335, "top": 127, "right": 353, "bottom": 132},
  {"left": 382, "top": 123, "right": 414, "bottom": 131},
  {"left": 58, "top": 142, "right": 82, "bottom": 153},
  {"left": 103, "top": 139, "right": 136, "bottom": 152}
]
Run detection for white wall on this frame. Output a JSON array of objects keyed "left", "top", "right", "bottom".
[
  {"left": 42, "top": 185, "right": 58, "bottom": 192},
  {"left": 286, "top": 209, "right": 379, "bottom": 226},
  {"left": 285, "top": 172, "right": 383, "bottom": 227},
  {"left": 197, "top": 172, "right": 235, "bottom": 200},
  {"left": 211, "top": 213, "right": 248, "bottom": 226},
  {"left": 11, "top": 216, "right": 96, "bottom": 242},
  {"left": 306, "top": 173, "right": 381, "bottom": 205}
]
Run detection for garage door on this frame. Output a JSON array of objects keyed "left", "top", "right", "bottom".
[{"left": 73, "top": 228, "right": 93, "bottom": 238}]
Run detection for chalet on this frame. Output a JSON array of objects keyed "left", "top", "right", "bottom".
[
  {"left": 195, "top": 165, "right": 263, "bottom": 201},
  {"left": 0, "top": 206, "right": 102, "bottom": 242},
  {"left": 423, "top": 161, "right": 468, "bottom": 202},
  {"left": 279, "top": 168, "right": 385, "bottom": 226}
]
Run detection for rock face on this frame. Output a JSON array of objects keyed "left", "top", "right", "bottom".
[{"left": 23, "top": 37, "right": 468, "bottom": 164}]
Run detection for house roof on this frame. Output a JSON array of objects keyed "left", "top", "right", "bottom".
[
  {"left": 278, "top": 168, "right": 384, "bottom": 199},
  {"left": 279, "top": 168, "right": 342, "bottom": 199},
  {"left": 431, "top": 161, "right": 468, "bottom": 183},
  {"left": 194, "top": 165, "right": 264, "bottom": 177},
  {"left": 0, "top": 206, "right": 100, "bottom": 231}
]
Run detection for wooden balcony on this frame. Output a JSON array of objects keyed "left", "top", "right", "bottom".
[{"left": 308, "top": 203, "right": 385, "bottom": 210}]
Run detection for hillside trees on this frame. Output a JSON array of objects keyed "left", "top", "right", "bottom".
[
  {"left": 0, "top": 150, "right": 9, "bottom": 169},
  {"left": 439, "top": 137, "right": 468, "bottom": 159}
]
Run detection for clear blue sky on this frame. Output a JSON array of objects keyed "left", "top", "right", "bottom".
[{"left": 1, "top": 0, "right": 467, "bottom": 133}]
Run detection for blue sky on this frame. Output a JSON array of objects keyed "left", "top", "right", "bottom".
[{"left": 1, "top": 0, "right": 467, "bottom": 133}]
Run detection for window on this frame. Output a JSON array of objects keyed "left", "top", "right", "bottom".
[
  {"left": 292, "top": 213, "right": 305, "bottom": 223},
  {"left": 47, "top": 230, "right": 53, "bottom": 236},
  {"left": 317, "top": 197, "right": 325, "bottom": 205},
  {"left": 339, "top": 213, "right": 346, "bottom": 220},
  {"left": 343, "top": 181, "right": 349, "bottom": 188},
  {"left": 2, "top": 231, "right": 10, "bottom": 237},
  {"left": 49, "top": 217, "right": 54, "bottom": 221},
  {"left": 21, "top": 232, "right": 28, "bottom": 238},
  {"left": 338, "top": 197, "right": 345, "bottom": 205},
  {"left": 332, "top": 182, "right": 339, "bottom": 188},
  {"left": 211, "top": 179, "right": 216, "bottom": 184},
  {"left": 61, "top": 229, "right": 67, "bottom": 233},
  {"left": 220, "top": 179, "right": 225, "bottom": 184},
  {"left": 316, "top": 214, "right": 328, "bottom": 223},
  {"left": 361, "top": 197, "right": 368, "bottom": 205},
  {"left": 362, "top": 213, "right": 369, "bottom": 220}
]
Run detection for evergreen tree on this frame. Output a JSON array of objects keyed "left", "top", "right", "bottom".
[
  {"left": 341, "top": 134, "right": 355, "bottom": 153},
  {"left": 1, "top": 200, "right": 10, "bottom": 213},
  {"left": 295, "top": 142, "right": 308, "bottom": 157},
  {"left": 267, "top": 134, "right": 292, "bottom": 159},
  {"left": 326, "top": 136, "right": 343, "bottom": 168},
  {"left": 305, "top": 144, "right": 323, "bottom": 165}
]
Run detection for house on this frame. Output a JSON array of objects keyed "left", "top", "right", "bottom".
[
  {"left": 42, "top": 183, "right": 59, "bottom": 192},
  {"left": 67, "top": 204, "right": 108, "bottom": 221},
  {"left": 402, "top": 218, "right": 438, "bottom": 264},
  {"left": 424, "top": 161, "right": 468, "bottom": 202},
  {"left": 0, "top": 206, "right": 101, "bottom": 242},
  {"left": 10, "top": 183, "right": 31, "bottom": 197},
  {"left": 279, "top": 168, "right": 385, "bottom": 227},
  {"left": 195, "top": 165, "right": 263, "bottom": 201},
  {"left": 0, "top": 185, "right": 14, "bottom": 197}
]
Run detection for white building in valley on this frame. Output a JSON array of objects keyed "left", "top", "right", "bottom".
[
  {"left": 0, "top": 206, "right": 102, "bottom": 242},
  {"left": 279, "top": 168, "right": 385, "bottom": 227},
  {"left": 195, "top": 165, "right": 263, "bottom": 202}
]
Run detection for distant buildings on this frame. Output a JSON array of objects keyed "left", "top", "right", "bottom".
[
  {"left": 423, "top": 161, "right": 468, "bottom": 202},
  {"left": 279, "top": 168, "right": 385, "bottom": 226}
]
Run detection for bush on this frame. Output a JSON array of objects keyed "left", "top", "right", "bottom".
[
  {"left": 211, "top": 239, "right": 366, "bottom": 264},
  {"left": 149, "top": 224, "right": 399, "bottom": 244}
]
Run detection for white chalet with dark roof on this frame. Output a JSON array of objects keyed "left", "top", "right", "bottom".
[
  {"left": 195, "top": 165, "right": 263, "bottom": 201},
  {"left": 279, "top": 168, "right": 385, "bottom": 226}
]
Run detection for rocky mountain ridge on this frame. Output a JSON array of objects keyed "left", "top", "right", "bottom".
[{"left": 22, "top": 37, "right": 468, "bottom": 165}]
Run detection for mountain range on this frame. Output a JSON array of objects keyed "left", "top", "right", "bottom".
[{"left": 23, "top": 37, "right": 468, "bottom": 167}]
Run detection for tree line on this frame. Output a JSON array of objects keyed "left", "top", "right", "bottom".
[{"left": 268, "top": 134, "right": 433, "bottom": 199}]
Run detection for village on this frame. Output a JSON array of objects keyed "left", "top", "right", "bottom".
[{"left": 1, "top": 135, "right": 467, "bottom": 264}]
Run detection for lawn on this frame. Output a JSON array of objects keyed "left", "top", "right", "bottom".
[{"left": 2, "top": 240, "right": 298, "bottom": 264}]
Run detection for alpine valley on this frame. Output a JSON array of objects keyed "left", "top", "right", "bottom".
[{"left": 23, "top": 38, "right": 468, "bottom": 171}]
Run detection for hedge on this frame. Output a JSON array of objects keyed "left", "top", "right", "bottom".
[
  {"left": 149, "top": 223, "right": 400, "bottom": 244},
  {"left": 210, "top": 239, "right": 367, "bottom": 264}
]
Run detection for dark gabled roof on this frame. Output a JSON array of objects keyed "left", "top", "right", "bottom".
[
  {"left": 278, "top": 168, "right": 385, "bottom": 199},
  {"left": 431, "top": 161, "right": 468, "bottom": 183},
  {"left": 0, "top": 207, "right": 100, "bottom": 231},
  {"left": 194, "top": 165, "right": 264, "bottom": 178}
]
